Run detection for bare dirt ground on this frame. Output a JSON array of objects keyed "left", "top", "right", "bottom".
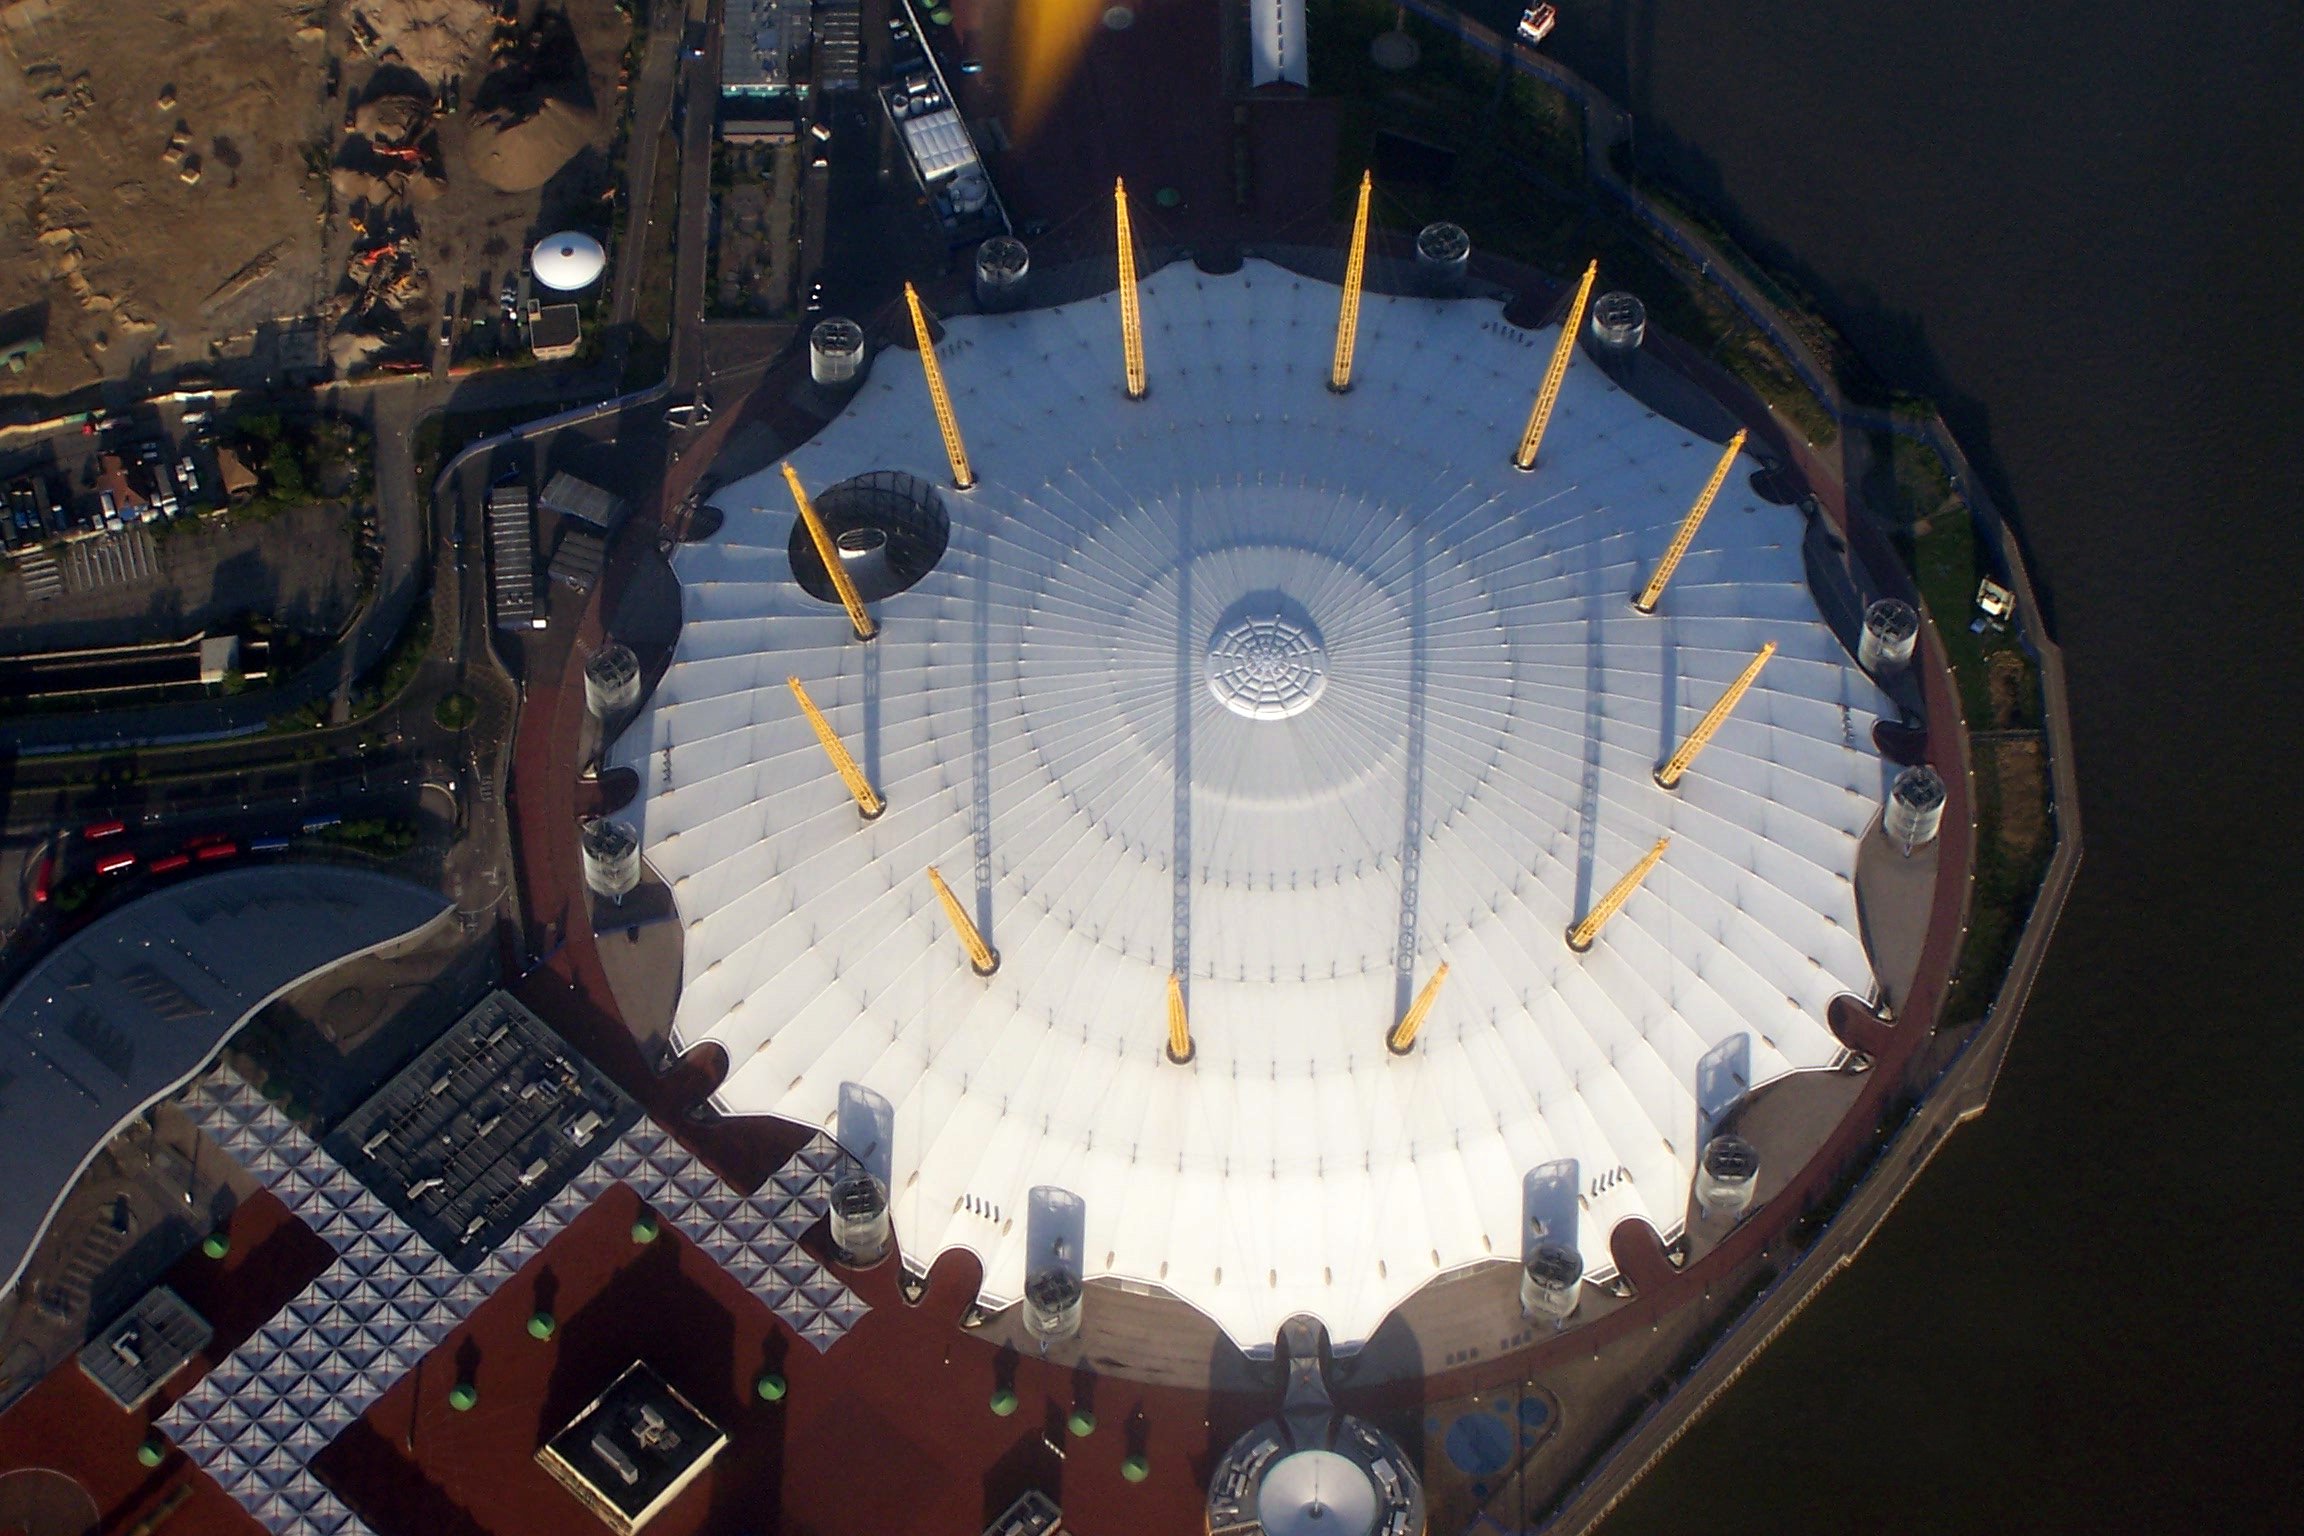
[
  {"left": 406, "top": 0, "right": 632, "bottom": 367},
  {"left": 0, "top": 0, "right": 337, "bottom": 397},
  {"left": 0, "top": 0, "right": 633, "bottom": 399}
]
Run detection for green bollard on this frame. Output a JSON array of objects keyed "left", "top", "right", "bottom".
[
  {"left": 989, "top": 1387, "right": 1019, "bottom": 1417},
  {"left": 448, "top": 1383, "right": 478, "bottom": 1411},
  {"left": 1068, "top": 1408, "right": 1097, "bottom": 1438},
  {"left": 755, "top": 1372, "right": 787, "bottom": 1402},
  {"left": 527, "top": 1312, "right": 555, "bottom": 1340},
  {"left": 1121, "top": 1453, "right": 1149, "bottom": 1482}
]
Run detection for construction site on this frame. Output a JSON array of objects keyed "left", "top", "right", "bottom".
[{"left": 0, "top": 0, "right": 634, "bottom": 397}]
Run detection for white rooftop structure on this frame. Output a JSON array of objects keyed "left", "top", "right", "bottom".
[
  {"left": 0, "top": 868, "right": 449, "bottom": 1298},
  {"left": 1250, "top": 0, "right": 1309, "bottom": 87},
  {"left": 894, "top": 103, "right": 976, "bottom": 185},
  {"left": 532, "top": 231, "right": 607, "bottom": 292},
  {"left": 622, "top": 260, "right": 1893, "bottom": 1349}
]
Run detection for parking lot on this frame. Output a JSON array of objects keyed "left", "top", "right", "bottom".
[{"left": 0, "top": 504, "right": 363, "bottom": 658}]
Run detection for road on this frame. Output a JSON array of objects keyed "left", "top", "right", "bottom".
[{"left": 608, "top": 0, "right": 688, "bottom": 348}]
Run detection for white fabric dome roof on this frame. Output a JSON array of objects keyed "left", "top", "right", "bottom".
[
  {"left": 620, "top": 260, "right": 1890, "bottom": 1348},
  {"left": 531, "top": 230, "right": 605, "bottom": 291}
]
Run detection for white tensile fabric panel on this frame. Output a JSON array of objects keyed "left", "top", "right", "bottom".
[
  {"left": 1249, "top": 0, "right": 1310, "bottom": 87},
  {"left": 625, "top": 261, "right": 1890, "bottom": 1348}
]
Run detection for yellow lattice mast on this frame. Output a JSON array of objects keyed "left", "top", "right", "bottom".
[
  {"left": 1512, "top": 259, "right": 1599, "bottom": 472},
  {"left": 1165, "top": 974, "right": 1194, "bottom": 1064},
  {"left": 926, "top": 865, "right": 999, "bottom": 976},
  {"left": 1330, "top": 170, "right": 1374, "bottom": 393},
  {"left": 786, "top": 675, "right": 883, "bottom": 818},
  {"left": 903, "top": 282, "right": 975, "bottom": 490},
  {"left": 1655, "top": 642, "right": 1776, "bottom": 790},
  {"left": 1115, "top": 179, "right": 1147, "bottom": 400},
  {"left": 1386, "top": 962, "right": 1451, "bottom": 1055},
  {"left": 1566, "top": 838, "right": 1671, "bottom": 953},
  {"left": 1635, "top": 429, "right": 1748, "bottom": 614},
  {"left": 782, "top": 463, "right": 876, "bottom": 641}
]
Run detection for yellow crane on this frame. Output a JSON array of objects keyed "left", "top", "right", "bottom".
[
  {"left": 1166, "top": 974, "right": 1194, "bottom": 1063},
  {"left": 1330, "top": 170, "right": 1374, "bottom": 393},
  {"left": 1513, "top": 259, "right": 1599, "bottom": 472},
  {"left": 926, "top": 865, "right": 1000, "bottom": 976},
  {"left": 1635, "top": 429, "right": 1748, "bottom": 614},
  {"left": 781, "top": 462, "right": 876, "bottom": 641},
  {"left": 1566, "top": 837, "right": 1671, "bottom": 953},
  {"left": 903, "top": 282, "right": 975, "bottom": 490},
  {"left": 786, "top": 675, "right": 884, "bottom": 818},
  {"left": 1655, "top": 642, "right": 1776, "bottom": 790},
  {"left": 1115, "top": 178, "right": 1147, "bottom": 400},
  {"left": 1386, "top": 962, "right": 1451, "bottom": 1054}
]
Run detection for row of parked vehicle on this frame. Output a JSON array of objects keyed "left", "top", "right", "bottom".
[
  {"left": 4, "top": 411, "right": 223, "bottom": 553},
  {"left": 31, "top": 814, "right": 345, "bottom": 901}
]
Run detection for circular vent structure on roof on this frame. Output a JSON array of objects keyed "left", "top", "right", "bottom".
[{"left": 785, "top": 470, "right": 950, "bottom": 604}]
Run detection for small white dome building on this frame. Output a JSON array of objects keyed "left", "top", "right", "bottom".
[{"left": 532, "top": 231, "right": 607, "bottom": 292}]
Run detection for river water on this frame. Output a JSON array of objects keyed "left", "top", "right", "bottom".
[{"left": 1441, "top": 0, "right": 2304, "bottom": 1529}]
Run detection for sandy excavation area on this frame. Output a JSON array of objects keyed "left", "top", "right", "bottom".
[
  {"left": 0, "top": 0, "right": 337, "bottom": 398},
  {"left": 0, "top": 0, "right": 633, "bottom": 398}
]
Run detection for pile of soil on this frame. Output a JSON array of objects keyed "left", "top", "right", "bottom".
[
  {"left": 348, "top": 0, "right": 494, "bottom": 83},
  {"left": 464, "top": 95, "right": 596, "bottom": 192}
]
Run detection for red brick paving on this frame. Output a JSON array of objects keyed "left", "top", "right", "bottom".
[
  {"left": 316, "top": 1183, "right": 1261, "bottom": 1536},
  {"left": 0, "top": 1191, "right": 336, "bottom": 1536}
]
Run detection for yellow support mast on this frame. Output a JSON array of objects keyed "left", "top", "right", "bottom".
[
  {"left": 1512, "top": 259, "right": 1599, "bottom": 472},
  {"left": 1566, "top": 837, "right": 1671, "bottom": 953},
  {"left": 1635, "top": 429, "right": 1748, "bottom": 614},
  {"left": 782, "top": 462, "right": 877, "bottom": 642},
  {"left": 1165, "top": 974, "right": 1194, "bottom": 1064},
  {"left": 786, "top": 675, "right": 884, "bottom": 819},
  {"left": 926, "top": 865, "right": 1000, "bottom": 976},
  {"left": 1655, "top": 642, "right": 1776, "bottom": 790},
  {"left": 1115, "top": 179, "right": 1147, "bottom": 400},
  {"left": 903, "top": 282, "right": 975, "bottom": 490},
  {"left": 1386, "top": 961, "right": 1451, "bottom": 1055},
  {"left": 1329, "top": 170, "right": 1374, "bottom": 393}
]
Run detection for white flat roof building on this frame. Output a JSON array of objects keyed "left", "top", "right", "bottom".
[{"left": 621, "top": 261, "right": 1892, "bottom": 1348}]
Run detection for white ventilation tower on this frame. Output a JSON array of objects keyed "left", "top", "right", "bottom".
[
  {"left": 1860, "top": 598, "right": 1920, "bottom": 674},
  {"left": 1695, "top": 1134, "right": 1761, "bottom": 1218},
  {"left": 584, "top": 642, "right": 641, "bottom": 720},
  {"left": 580, "top": 818, "right": 641, "bottom": 902},
  {"left": 1591, "top": 291, "right": 1648, "bottom": 350},
  {"left": 1520, "top": 1242, "right": 1585, "bottom": 1325},
  {"left": 809, "top": 317, "right": 866, "bottom": 388},
  {"left": 974, "top": 236, "right": 1030, "bottom": 311},
  {"left": 1886, "top": 764, "right": 1947, "bottom": 854},
  {"left": 1021, "top": 1186, "right": 1085, "bottom": 1344},
  {"left": 1415, "top": 221, "right": 1471, "bottom": 295},
  {"left": 828, "top": 1173, "right": 892, "bottom": 1266}
]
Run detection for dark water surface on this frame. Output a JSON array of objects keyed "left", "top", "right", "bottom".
[{"left": 1449, "top": 1, "right": 2304, "bottom": 1529}]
